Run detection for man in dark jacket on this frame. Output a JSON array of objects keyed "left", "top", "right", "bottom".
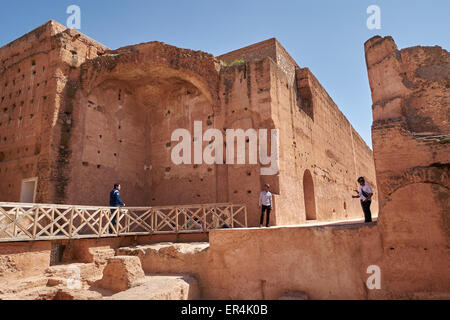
[{"left": 109, "top": 184, "right": 125, "bottom": 233}]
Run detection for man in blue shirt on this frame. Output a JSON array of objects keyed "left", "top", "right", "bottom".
[{"left": 109, "top": 183, "right": 125, "bottom": 233}]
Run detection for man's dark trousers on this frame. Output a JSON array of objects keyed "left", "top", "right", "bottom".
[
  {"left": 361, "top": 200, "right": 372, "bottom": 223},
  {"left": 260, "top": 205, "right": 271, "bottom": 227}
]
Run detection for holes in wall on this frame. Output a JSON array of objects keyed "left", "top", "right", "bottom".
[
  {"left": 96, "top": 165, "right": 101, "bottom": 169},
  {"left": 31, "top": 60, "right": 36, "bottom": 66},
  {"left": 82, "top": 162, "right": 89, "bottom": 167},
  {"left": 165, "top": 167, "right": 171, "bottom": 172},
  {"left": 118, "top": 89, "right": 121, "bottom": 101},
  {"left": 247, "top": 190, "right": 252, "bottom": 194},
  {"left": 343, "top": 201, "right": 347, "bottom": 210},
  {"left": 166, "top": 142, "right": 171, "bottom": 148},
  {"left": 247, "top": 171, "right": 251, "bottom": 176},
  {"left": 207, "top": 168, "right": 213, "bottom": 172}
]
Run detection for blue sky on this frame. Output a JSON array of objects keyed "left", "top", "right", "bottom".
[{"left": 1, "top": 0, "right": 448, "bottom": 147}]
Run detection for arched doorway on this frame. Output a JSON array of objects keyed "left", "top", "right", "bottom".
[{"left": 303, "top": 169, "right": 317, "bottom": 220}]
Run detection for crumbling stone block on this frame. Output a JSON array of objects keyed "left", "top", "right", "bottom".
[{"left": 94, "top": 256, "right": 145, "bottom": 293}]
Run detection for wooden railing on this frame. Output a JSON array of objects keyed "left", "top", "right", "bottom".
[{"left": 0, "top": 202, "right": 247, "bottom": 242}]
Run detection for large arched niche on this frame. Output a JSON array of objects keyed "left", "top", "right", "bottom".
[{"left": 74, "top": 63, "right": 216, "bottom": 207}]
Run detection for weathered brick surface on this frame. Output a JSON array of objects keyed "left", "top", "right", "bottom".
[{"left": 365, "top": 35, "right": 449, "bottom": 298}]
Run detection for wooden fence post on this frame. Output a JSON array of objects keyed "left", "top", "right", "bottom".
[
  {"left": 33, "top": 207, "right": 38, "bottom": 240},
  {"left": 69, "top": 207, "right": 74, "bottom": 238},
  {"left": 98, "top": 210, "right": 103, "bottom": 237}
]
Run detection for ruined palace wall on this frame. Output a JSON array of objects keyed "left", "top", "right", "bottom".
[
  {"left": 0, "top": 21, "right": 63, "bottom": 203},
  {"left": 271, "top": 63, "right": 378, "bottom": 225},
  {"left": 0, "top": 21, "right": 107, "bottom": 204},
  {"left": 365, "top": 36, "right": 449, "bottom": 298},
  {"left": 216, "top": 58, "right": 279, "bottom": 227},
  {"left": 220, "top": 39, "right": 378, "bottom": 225},
  {"left": 44, "top": 28, "right": 108, "bottom": 204}
]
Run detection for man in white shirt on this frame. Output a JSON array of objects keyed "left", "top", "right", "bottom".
[
  {"left": 258, "top": 184, "right": 273, "bottom": 228},
  {"left": 352, "top": 177, "right": 373, "bottom": 223}
]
